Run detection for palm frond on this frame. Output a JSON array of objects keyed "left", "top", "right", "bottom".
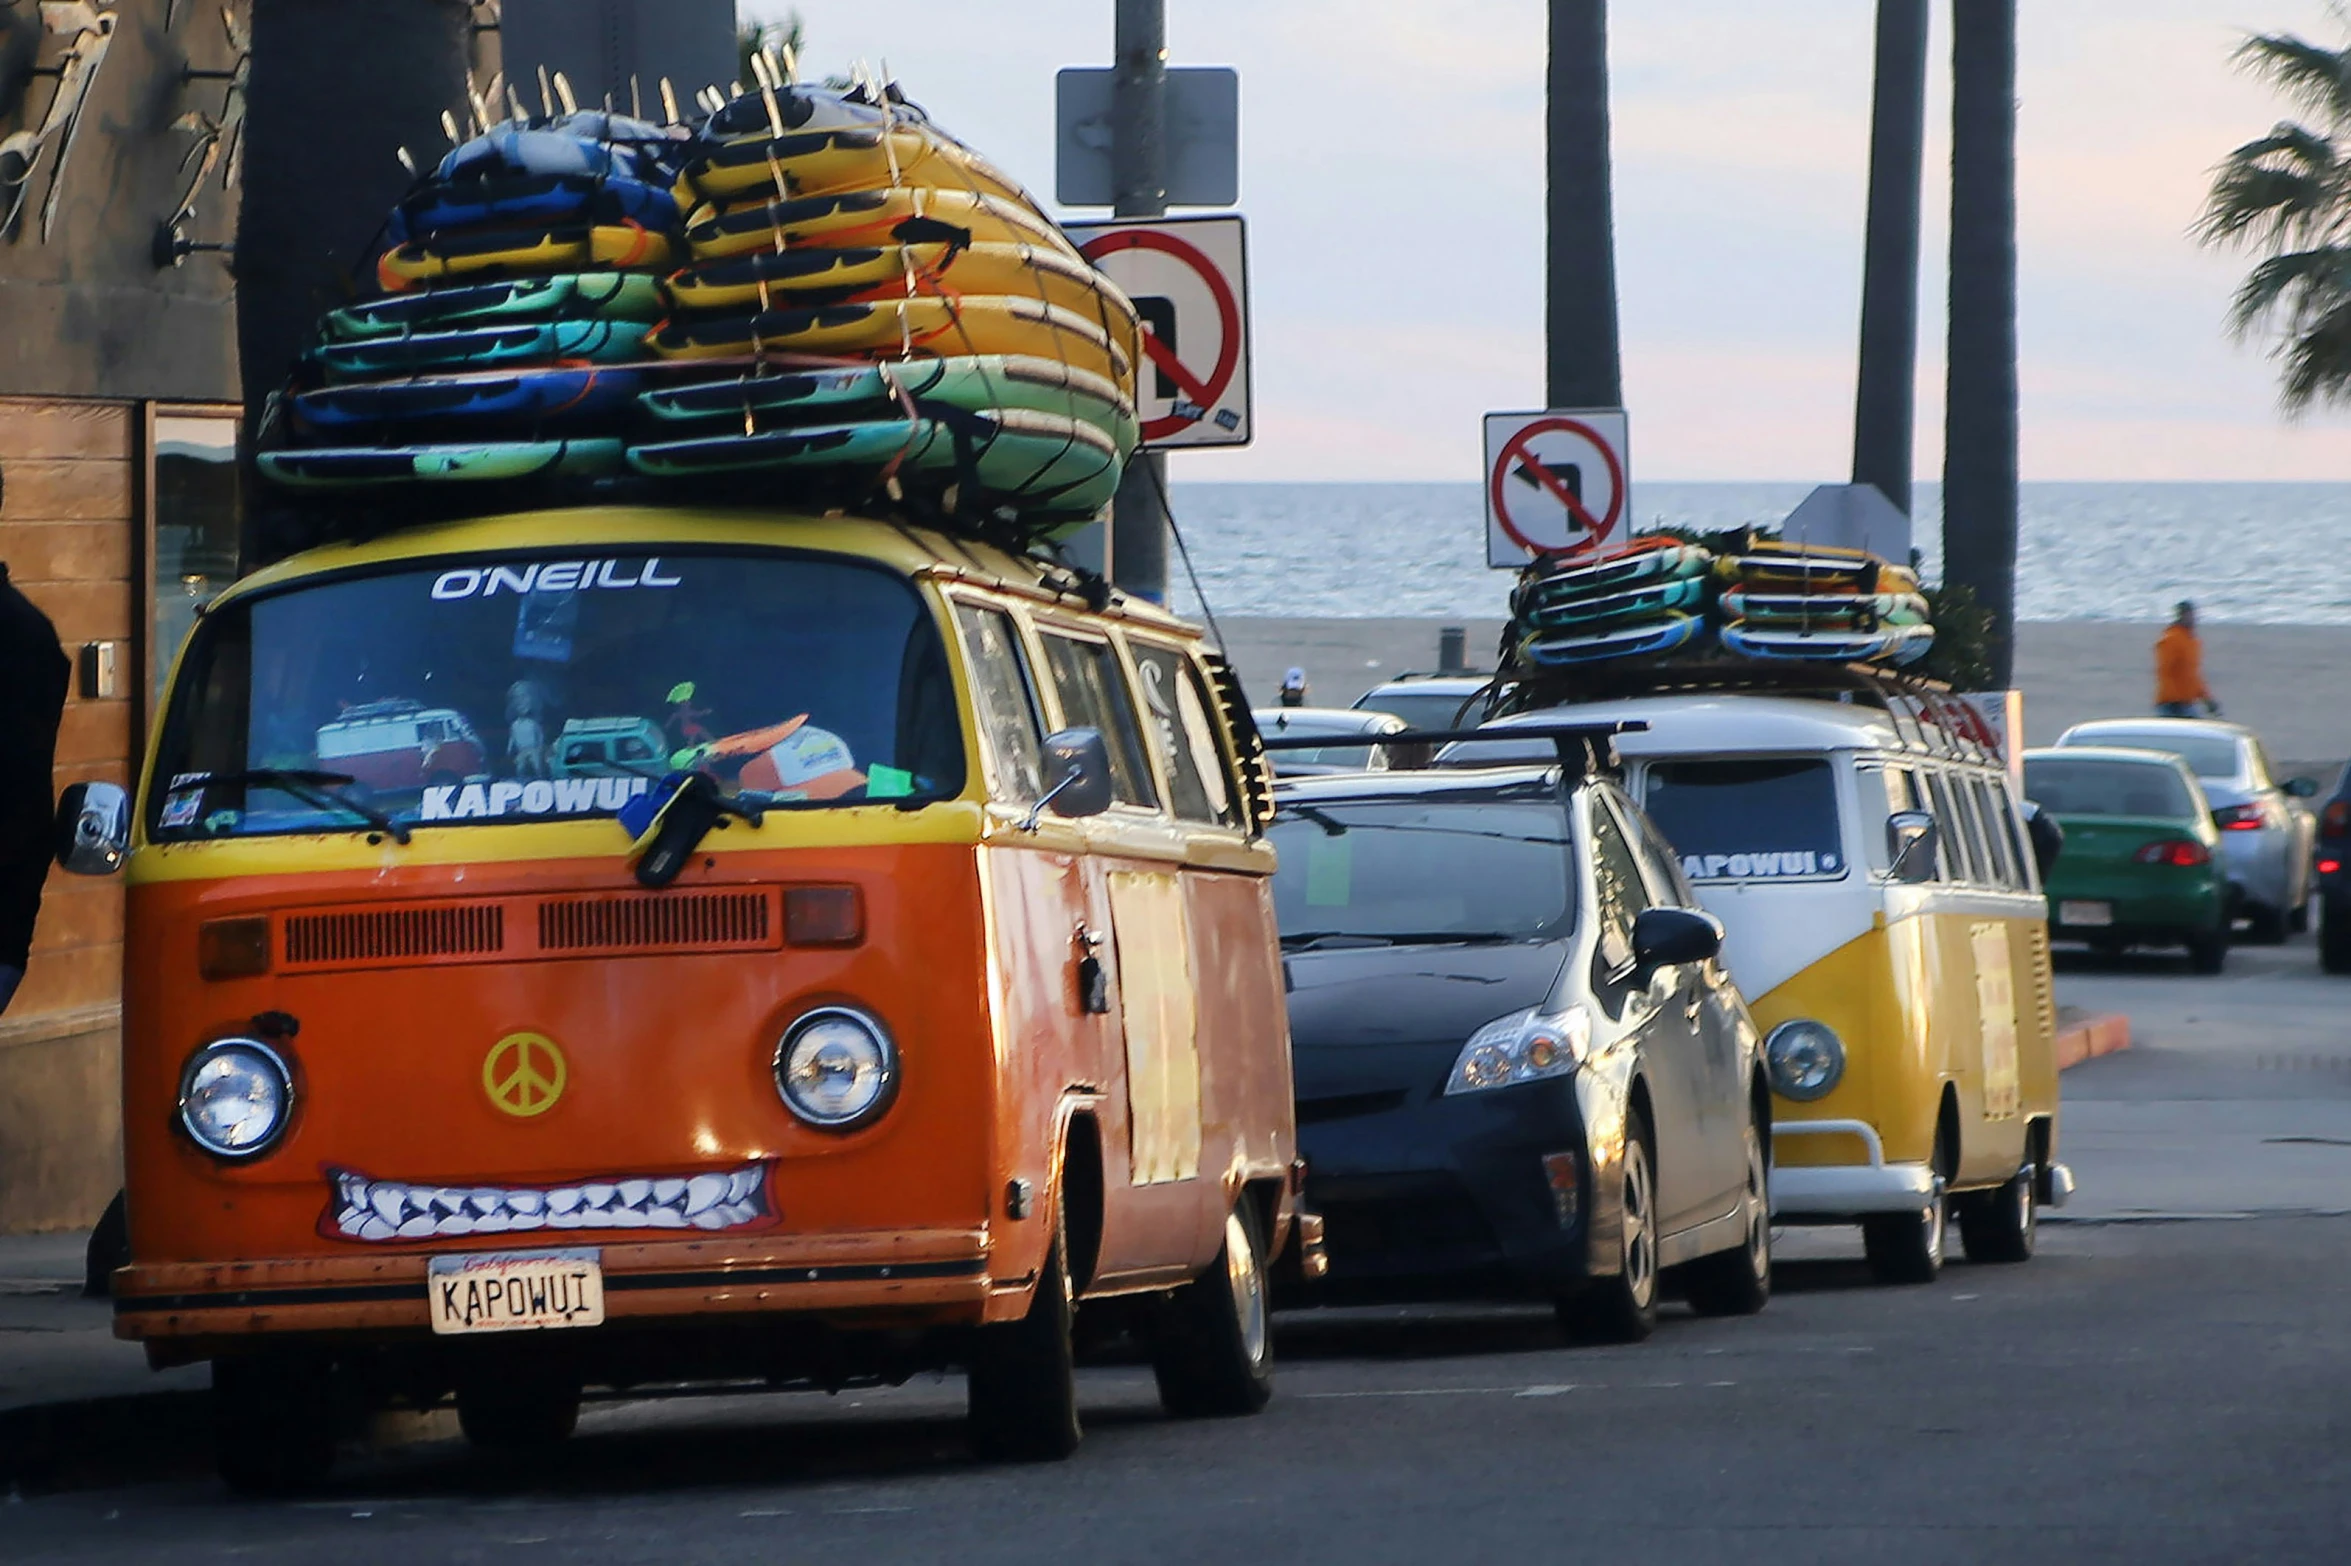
[
  {"left": 2276, "top": 289, "right": 2351, "bottom": 409},
  {"left": 2233, "top": 32, "right": 2351, "bottom": 129},
  {"left": 2198, "top": 129, "right": 2345, "bottom": 248},
  {"left": 2226, "top": 245, "right": 2351, "bottom": 335}
]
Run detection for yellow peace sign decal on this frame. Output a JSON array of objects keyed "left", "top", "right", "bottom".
[{"left": 482, "top": 1032, "right": 567, "bottom": 1118}]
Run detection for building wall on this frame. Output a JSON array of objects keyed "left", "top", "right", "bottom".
[{"left": 0, "top": 398, "right": 135, "bottom": 1233}]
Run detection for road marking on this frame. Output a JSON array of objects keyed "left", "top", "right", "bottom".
[{"left": 1515, "top": 1384, "right": 1578, "bottom": 1398}]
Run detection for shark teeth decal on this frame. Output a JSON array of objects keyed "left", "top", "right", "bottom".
[{"left": 325, "top": 1162, "right": 771, "bottom": 1243}]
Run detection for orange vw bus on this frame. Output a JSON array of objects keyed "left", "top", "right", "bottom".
[{"left": 60, "top": 505, "right": 1307, "bottom": 1490}]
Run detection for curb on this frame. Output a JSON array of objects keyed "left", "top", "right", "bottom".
[{"left": 2055, "top": 1011, "right": 2131, "bottom": 1071}]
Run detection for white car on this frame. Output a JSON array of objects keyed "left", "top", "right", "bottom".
[
  {"left": 1254, "top": 707, "right": 1416, "bottom": 776},
  {"left": 2055, "top": 718, "right": 2321, "bottom": 943}
]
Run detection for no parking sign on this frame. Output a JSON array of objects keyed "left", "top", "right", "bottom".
[
  {"left": 1066, "top": 215, "right": 1252, "bottom": 449},
  {"left": 1483, "top": 409, "right": 1631, "bottom": 567}
]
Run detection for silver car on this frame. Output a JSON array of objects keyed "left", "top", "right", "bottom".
[
  {"left": 1254, "top": 707, "right": 1415, "bottom": 776},
  {"left": 1352, "top": 674, "right": 1494, "bottom": 733},
  {"left": 2055, "top": 718, "right": 2321, "bottom": 943}
]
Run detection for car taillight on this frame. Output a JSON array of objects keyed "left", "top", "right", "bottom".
[
  {"left": 2323, "top": 801, "right": 2349, "bottom": 836},
  {"left": 2134, "top": 840, "right": 2211, "bottom": 867},
  {"left": 2212, "top": 803, "right": 2265, "bottom": 832},
  {"left": 2321, "top": 859, "right": 2343, "bottom": 875}
]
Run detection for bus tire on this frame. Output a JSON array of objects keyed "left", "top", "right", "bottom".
[
  {"left": 967, "top": 1216, "right": 1080, "bottom": 1462},
  {"left": 1957, "top": 1162, "right": 2036, "bottom": 1265},
  {"left": 1152, "top": 1200, "right": 1274, "bottom": 1418},
  {"left": 1558, "top": 1116, "right": 1658, "bottom": 1344},
  {"left": 1683, "top": 1112, "right": 1772, "bottom": 1317},
  {"left": 457, "top": 1366, "right": 582, "bottom": 1451},
  {"left": 212, "top": 1351, "right": 338, "bottom": 1495}
]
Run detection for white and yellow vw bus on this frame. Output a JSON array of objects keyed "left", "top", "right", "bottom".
[{"left": 1475, "top": 676, "right": 2070, "bottom": 1283}]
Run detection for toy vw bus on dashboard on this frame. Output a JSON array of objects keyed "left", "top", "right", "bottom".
[
  {"left": 1475, "top": 670, "right": 2072, "bottom": 1284},
  {"left": 57, "top": 506, "right": 1309, "bottom": 1490}
]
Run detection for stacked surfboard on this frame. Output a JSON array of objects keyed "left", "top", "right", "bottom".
[
  {"left": 257, "top": 73, "right": 1143, "bottom": 537},
  {"left": 1508, "top": 535, "right": 1936, "bottom": 672},
  {"left": 1511, "top": 538, "right": 1716, "bottom": 667},
  {"left": 261, "top": 111, "right": 692, "bottom": 489},
  {"left": 1715, "top": 541, "right": 1934, "bottom": 666}
]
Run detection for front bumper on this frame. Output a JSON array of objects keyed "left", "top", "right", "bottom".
[
  {"left": 114, "top": 1226, "right": 992, "bottom": 1352},
  {"left": 1772, "top": 1121, "right": 2075, "bottom": 1220},
  {"left": 1298, "top": 1078, "right": 1594, "bottom": 1302}
]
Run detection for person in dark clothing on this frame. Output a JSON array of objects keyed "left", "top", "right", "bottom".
[{"left": 0, "top": 561, "right": 71, "bottom": 1017}]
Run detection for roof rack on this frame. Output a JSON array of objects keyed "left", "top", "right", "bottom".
[
  {"left": 1488, "top": 659, "right": 2005, "bottom": 769},
  {"left": 1260, "top": 719, "right": 1649, "bottom": 777}
]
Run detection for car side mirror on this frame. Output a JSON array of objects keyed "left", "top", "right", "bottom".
[
  {"left": 1887, "top": 810, "right": 1938, "bottom": 884},
  {"left": 1023, "top": 728, "right": 1113, "bottom": 828},
  {"left": 53, "top": 782, "right": 129, "bottom": 876},
  {"left": 2287, "top": 776, "right": 2320, "bottom": 799},
  {"left": 1631, "top": 906, "right": 1723, "bottom": 970}
]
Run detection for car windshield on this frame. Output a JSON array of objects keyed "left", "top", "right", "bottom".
[
  {"left": 1269, "top": 786, "right": 1576, "bottom": 944},
  {"left": 2068, "top": 729, "right": 2240, "bottom": 779},
  {"left": 2024, "top": 759, "right": 2197, "bottom": 821},
  {"left": 1355, "top": 690, "right": 1481, "bottom": 731},
  {"left": 1639, "top": 758, "right": 1849, "bottom": 882},
  {"left": 150, "top": 549, "right": 963, "bottom": 840}
]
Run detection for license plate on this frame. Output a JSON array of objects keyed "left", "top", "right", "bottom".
[
  {"left": 427, "top": 1248, "right": 603, "bottom": 1335},
  {"left": 2060, "top": 900, "right": 2114, "bottom": 928}
]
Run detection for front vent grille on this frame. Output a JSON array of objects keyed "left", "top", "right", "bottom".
[
  {"left": 284, "top": 904, "right": 505, "bottom": 967},
  {"left": 538, "top": 891, "right": 776, "bottom": 954}
]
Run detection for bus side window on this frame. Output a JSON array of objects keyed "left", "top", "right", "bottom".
[
  {"left": 1037, "top": 631, "right": 1160, "bottom": 810},
  {"left": 1988, "top": 778, "right": 2037, "bottom": 892},
  {"left": 1856, "top": 766, "right": 1896, "bottom": 875},
  {"left": 1970, "top": 777, "right": 2021, "bottom": 890},
  {"left": 1921, "top": 771, "right": 1964, "bottom": 883},
  {"left": 1127, "top": 640, "right": 1237, "bottom": 827},
  {"left": 952, "top": 604, "right": 1047, "bottom": 803},
  {"left": 1948, "top": 773, "right": 1994, "bottom": 886}
]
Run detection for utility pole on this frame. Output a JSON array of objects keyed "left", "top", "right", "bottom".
[
  {"left": 1944, "top": 0, "right": 2020, "bottom": 687},
  {"left": 1107, "top": 0, "right": 1169, "bottom": 602},
  {"left": 1546, "top": 0, "right": 1622, "bottom": 410},
  {"left": 1852, "top": 0, "right": 1929, "bottom": 518}
]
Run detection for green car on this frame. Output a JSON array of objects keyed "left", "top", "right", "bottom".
[{"left": 2022, "top": 746, "right": 2229, "bottom": 972}]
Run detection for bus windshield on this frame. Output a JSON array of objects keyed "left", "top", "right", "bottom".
[
  {"left": 1640, "top": 758, "right": 1849, "bottom": 882},
  {"left": 150, "top": 549, "right": 964, "bottom": 840}
]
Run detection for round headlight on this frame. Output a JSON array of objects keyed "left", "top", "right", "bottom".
[
  {"left": 773, "top": 1007, "right": 897, "bottom": 1130},
  {"left": 178, "top": 1038, "right": 294, "bottom": 1158},
  {"left": 1765, "top": 1020, "right": 1846, "bottom": 1102}
]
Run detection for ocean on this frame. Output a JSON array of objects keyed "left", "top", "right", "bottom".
[{"left": 1163, "top": 482, "right": 2351, "bottom": 625}]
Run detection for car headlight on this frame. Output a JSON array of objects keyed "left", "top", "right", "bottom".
[
  {"left": 178, "top": 1038, "right": 294, "bottom": 1158},
  {"left": 773, "top": 1006, "right": 897, "bottom": 1130},
  {"left": 1444, "top": 1006, "right": 1592, "bottom": 1096},
  {"left": 1765, "top": 1020, "right": 1845, "bottom": 1101}
]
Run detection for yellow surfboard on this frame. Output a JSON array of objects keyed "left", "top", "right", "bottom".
[
  {"left": 683, "top": 186, "right": 1074, "bottom": 263},
  {"left": 646, "top": 295, "right": 1134, "bottom": 395},
  {"left": 377, "top": 223, "right": 676, "bottom": 291},
  {"left": 677, "top": 124, "right": 1033, "bottom": 208}
]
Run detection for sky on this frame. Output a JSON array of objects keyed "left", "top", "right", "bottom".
[{"left": 745, "top": 1, "right": 2351, "bottom": 483}]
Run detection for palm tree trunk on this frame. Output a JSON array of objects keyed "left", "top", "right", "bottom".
[
  {"left": 236, "top": 0, "right": 471, "bottom": 470},
  {"left": 1943, "top": 0, "right": 2019, "bottom": 688},
  {"left": 1853, "top": 0, "right": 1929, "bottom": 518},
  {"left": 1547, "top": 0, "right": 1621, "bottom": 409}
]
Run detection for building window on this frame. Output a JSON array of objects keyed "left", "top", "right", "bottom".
[{"left": 151, "top": 412, "right": 240, "bottom": 703}]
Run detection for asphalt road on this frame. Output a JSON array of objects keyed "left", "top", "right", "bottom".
[{"left": 10, "top": 932, "right": 2347, "bottom": 1565}]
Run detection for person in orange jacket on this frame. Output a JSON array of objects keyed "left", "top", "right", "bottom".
[{"left": 2154, "top": 600, "right": 2221, "bottom": 718}]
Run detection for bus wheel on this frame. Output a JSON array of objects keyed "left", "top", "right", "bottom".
[
  {"left": 458, "top": 1366, "right": 582, "bottom": 1451},
  {"left": 1683, "top": 1113, "right": 1772, "bottom": 1317},
  {"left": 967, "top": 1215, "right": 1080, "bottom": 1462},
  {"left": 1559, "top": 1116, "right": 1658, "bottom": 1344},
  {"left": 1958, "top": 1162, "right": 2037, "bottom": 1264},
  {"left": 212, "top": 1351, "right": 338, "bottom": 1495},
  {"left": 1152, "top": 1201, "right": 1273, "bottom": 1418}
]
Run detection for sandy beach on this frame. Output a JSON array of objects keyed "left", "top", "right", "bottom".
[{"left": 1218, "top": 618, "right": 2351, "bottom": 779}]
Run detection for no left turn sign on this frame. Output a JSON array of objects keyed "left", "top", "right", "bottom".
[
  {"left": 1066, "top": 214, "right": 1252, "bottom": 449},
  {"left": 1483, "top": 409, "right": 1631, "bottom": 567}
]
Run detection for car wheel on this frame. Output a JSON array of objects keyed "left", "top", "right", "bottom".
[
  {"left": 1863, "top": 1123, "right": 1948, "bottom": 1286},
  {"left": 1956, "top": 1161, "right": 2036, "bottom": 1265},
  {"left": 2187, "top": 925, "right": 2228, "bottom": 975},
  {"left": 457, "top": 1365, "right": 581, "bottom": 1451},
  {"left": 212, "top": 1350, "right": 339, "bottom": 1495},
  {"left": 1558, "top": 1116, "right": 1658, "bottom": 1344},
  {"left": 967, "top": 1208, "right": 1080, "bottom": 1462},
  {"left": 1152, "top": 1202, "right": 1274, "bottom": 1418},
  {"left": 2322, "top": 905, "right": 2351, "bottom": 975},
  {"left": 2245, "top": 902, "right": 2291, "bottom": 945},
  {"left": 1682, "top": 1113, "right": 1771, "bottom": 1317},
  {"left": 2291, "top": 900, "right": 2311, "bottom": 935}
]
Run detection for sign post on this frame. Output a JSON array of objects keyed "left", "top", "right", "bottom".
[
  {"left": 1066, "top": 215, "right": 1253, "bottom": 450},
  {"left": 1482, "top": 409, "right": 1631, "bottom": 568}
]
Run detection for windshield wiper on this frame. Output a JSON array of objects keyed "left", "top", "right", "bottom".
[
  {"left": 1280, "top": 933, "right": 1396, "bottom": 951},
  {"left": 186, "top": 768, "right": 412, "bottom": 844},
  {"left": 1281, "top": 930, "right": 1523, "bottom": 951}
]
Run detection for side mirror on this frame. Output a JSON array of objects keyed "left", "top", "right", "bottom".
[
  {"left": 53, "top": 782, "right": 130, "bottom": 876},
  {"left": 2287, "top": 776, "right": 2321, "bottom": 799},
  {"left": 1887, "top": 810, "right": 1939, "bottom": 884},
  {"left": 1026, "top": 728, "right": 1113, "bottom": 826},
  {"left": 1631, "top": 906, "right": 1723, "bottom": 969}
]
